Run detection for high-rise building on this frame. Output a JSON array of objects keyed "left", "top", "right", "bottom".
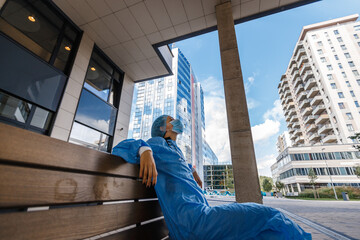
[
  {"left": 276, "top": 131, "right": 292, "bottom": 154},
  {"left": 273, "top": 15, "right": 360, "bottom": 192},
  {"left": 128, "top": 47, "right": 216, "bottom": 181},
  {"left": 279, "top": 14, "right": 360, "bottom": 147},
  {"left": 203, "top": 141, "right": 219, "bottom": 165},
  {"left": 203, "top": 164, "right": 234, "bottom": 190}
]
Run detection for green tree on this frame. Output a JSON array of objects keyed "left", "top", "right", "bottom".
[
  {"left": 349, "top": 133, "right": 360, "bottom": 151},
  {"left": 259, "top": 176, "right": 273, "bottom": 192},
  {"left": 262, "top": 178, "right": 273, "bottom": 192},
  {"left": 308, "top": 168, "right": 318, "bottom": 199},
  {"left": 275, "top": 181, "right": 285, "bottom": 193},
  {"left": 225, "top": 167, "right": 234, "bottom": 189},
  {"left": 355, "top": 166, "right": 360, "bottom": 179}
]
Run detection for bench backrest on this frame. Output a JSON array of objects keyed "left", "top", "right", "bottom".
[{"left": 0, "top": 123, "right": 168, "bottom": 239}]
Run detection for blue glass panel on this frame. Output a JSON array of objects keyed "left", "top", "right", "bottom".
[
  {"left": 75, "top": 89, "right": 117, "bottom": 135},
  {"left": 0, "top": 34, "right": 66, "bottom": 111}
]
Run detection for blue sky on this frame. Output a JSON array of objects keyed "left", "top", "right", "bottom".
[{"left": 175, "top": 0, "right": 360, "bottom": 176}]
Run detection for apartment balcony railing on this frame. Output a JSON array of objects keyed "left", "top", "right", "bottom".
[
  {"left": 285, "top": 96, "right": 292, "bottom": 104},
  {"left": 310, "top": 95, "right": 323, "bottom": 106},
  {"left": 299, "top": 63, "right": 311, "bottom": 76},
  {"left": 287, "top": 121, "right": 294, "bottom": 128},
  {"left": 290, "top": 132, "right": 297, "bottom": 140},
  {"left": 289, "top": 109, "right": 296, "bottom": 116},
  {"left": 284, "top": 90, "right": 291, "bottom": 98},
  {"left": 318, "top": 124, "right": 333, "bottom": 135},
  {"left": 303, "top": 70, "right": 314, "bottom": 82},
  {"left": 289, "top": 127, "right": 295, "bottom": 134},
  {"left": 297, "top": 55, "right": 308, "bottom": 69},
  {"left": 304, "top": 77, "right": 316, "bottom": 90},
  {"left": 307, "top": 87, "right": 319, "bottom": 98},
  {"left": 290, "top": 63, "right": 297, "bottom": 75},
  {"left": 286, "top": 114, "right": 291, "bottom": 121},
  {"left": 308, "top": 132, "right": 320, "bottom": 141},
  {"left": 297, "top": 91, "right": 308, "bottom": 102},
  {"left": 314, "top": 114, "right": 329, "bottom": 125},
  {"left": 293, "top": 122, "right": 300, "bottom": 128},
  {"left": 291, "top": 70, "right": 300, "bottom": 82},
  {"left": 295, "top": 84, "right": 304, "bottom": 95},
  {"left": 322, "top": 134, "right": 337, "bottom": 143},
  {"left": 301, "top": 107, "right": 313, "bottom": 116},
  {"left": 290, "top": 115, "right": 299, "bottom": 122},
  {"left": 293, "top": 77, "right": 302, "bottom": 88},
  {"left": 294, "top": 41, "right": 304, "bottom": 56},
  {"left": 295, "top": 48, "right": 306, "bottom": 62},
  {"left": 304, "top": 115, "right": 316, "bottom": 124},
  {"left": 294, "top": 129, "right": 302, "bottom": 136},
  {"left": 312, "top": 104, "right": 325, "bottom": 115},
  {"left": 306, "top": 124, "right": 317, "bottom": 132},
  {"left": 295, "top": 135, "right": 305, "bottom": 144},
  {"left": 299, "top": 99, "right": 310, "bottom": 109},
  {"left": 283, "top": 83, "right": 290, "bottom": 91}
]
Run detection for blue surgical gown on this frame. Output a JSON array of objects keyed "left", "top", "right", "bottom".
[{"left": 112, "top": 137, "right": 311, "bottom": 240}]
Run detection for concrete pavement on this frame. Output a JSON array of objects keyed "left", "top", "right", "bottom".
[{"left": 206, "top": 196, "right": 360, "bottom": 240}]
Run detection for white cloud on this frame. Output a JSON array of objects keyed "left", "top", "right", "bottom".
[
  {"left": 251, "top": 119, "right": 280, "bottom": 144},
  {"left": 247, "top": 98, "right": 259, "bottom": 110},
  {"left": 263, "top": 99, "right": 284, "bottom": 121},
  {"left": 257, "top": 154, "right": 277, "bottom": 177}
]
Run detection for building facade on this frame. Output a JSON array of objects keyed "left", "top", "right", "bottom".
[
  {"left": 203, "top": 140, "right": 219, "bottom": 165},
  {"left": 276, "top": 131, "right": 292, "bottom": 154},
  {"left": 278, "top": 15, "right": 360, "bottom": 147},
  {"left": 203, "top": 164, "right": 234, "bottom": 190},
  {"left": 271, "top": 144, "right": 360, "bottom": 192}
]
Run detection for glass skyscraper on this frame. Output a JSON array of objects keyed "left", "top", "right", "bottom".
[{"left": 128, "top": 47, "right": 217, "bottom": 182}]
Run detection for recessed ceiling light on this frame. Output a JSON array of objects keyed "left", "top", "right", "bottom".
[
  {"left": 64, "top": 46, "right": 71, "bottom": 51},
  {"left": 90, "top": 67, "right": 96, "bottom": 71},
  {"left": 28, "top": 16, "right": 36, "bottom": 22}
]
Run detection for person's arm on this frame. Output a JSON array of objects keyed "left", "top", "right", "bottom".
[
  {"left": 112, "top": 139, "right": 157, "bottom": 187},
  {"left": 188, "top": 164, "right": 202, "bottom": 188}
]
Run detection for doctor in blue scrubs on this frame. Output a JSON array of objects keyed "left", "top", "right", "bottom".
[{"left": 112, "top": 115, "right": 311, "bottom": 240}]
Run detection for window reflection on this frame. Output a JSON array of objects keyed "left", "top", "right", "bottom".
[
  {"left": 69, "top": 122, "right": 109, "bottom": 151},
  {"left": 84, "top": 59, "right": 112, "bottom": 101},
  {"left": 0, "top": 91, "right": 32, "bottom": 123},
  {"left": 30, "top": 106, "right": 52, "bottom": 130}
]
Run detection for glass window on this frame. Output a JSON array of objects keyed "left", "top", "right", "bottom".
[
  {"left": 347, "top": 124, "right": 354, "bottom": 131},
  {"left": 353, "top": 70, "right": 359, "bottom": 76},
  {"left": 354, "top": 25, "right": 360, "bottom": 31},
  {"left": 350, "top": 91, "right": 355, "bottom": 97},
  {"left": 312, "top": 34, "right": 317, "bottom": 39},
  {"left": 327, "top": 65, "right": 333, "bottom": 70},
  {"left": 327, "top": 74, "right": 333, "bottom": 80},
  {"left": 317, "top": 41, "right": 323, "bottom": 46},
  {"left": 320, "top": 57, "right": 326, "bottom": 63},
  {"left": 346, "top": 113, "right": 353, "bottom": 120},
  {"left": 348, "top": 61, "right": 355, "bottom": 67},
  {"left": 341, "top": 45, "right": 347, "bottom": 50},
  {"left": 331, "top": 47, "right": 335, "bottom": 52},
  {"left": 344, "top": 53, "right": 351, "bottom": 58},
  {"left": 337, "top": 37, "right": 343, "bottom": 42},
  {"left": 338, "top": 63, "right": 343, "bottom": 69},
  {"left": 0, "top": 0, "right": 80, "bottom": 74},
  {"left": 334, "top": 30, "right": 339, "bottom": 35},
  {"left": 357, "top": 80, "right": 360, "bottom": 86},
  {"left": 30, "top": 106, "right": 53, "bottom": 129},
  {"left": 346, "top": 81, "right": 351, "bottom": 87},
  {"left": 317, "top": 49, "right": 323, "bottom": 55},
  {"left": 355, "top": 101, "right": 360, "bottom": 108},
  {"left": 334, "top": 55, "right": 339, "bottom": 60},
  {"left": 342, "top": 72, "right": 347, "bottom": 78},
  {"left": 338, "top": 102, "right": 345, "bottom": 109},
  {"left": 0, "top": 91, "right": 32, "bottom": 123},
  {"left": 338, "top": 92, "right": 344, "bottom": 98},
  {"left": 331, "top": 83, "right": 337, "bottom": 89}
]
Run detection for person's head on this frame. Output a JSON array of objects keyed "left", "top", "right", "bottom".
[{"left": 151, "top": 115, "right": 183, "bottom": 140}]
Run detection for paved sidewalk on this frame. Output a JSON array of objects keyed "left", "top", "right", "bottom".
[{"left": 206, "top": 196, "right": 360, "bottom": 239}]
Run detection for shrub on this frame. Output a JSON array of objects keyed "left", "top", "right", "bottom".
[{"left": 297, "top": 186, "right": 360, "bottom": 199}]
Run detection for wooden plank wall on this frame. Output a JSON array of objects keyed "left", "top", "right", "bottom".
[{"left": 0, "top": 123, "right": 168, "bottom": 239}]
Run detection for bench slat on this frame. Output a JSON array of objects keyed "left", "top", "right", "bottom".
[
  {"left": 0, "top": 164, "right": 156, "bottom": 208},
  {"left": 0, "top": 123, "right": 138, "bottom": 177},
  {"left": 100, "top": 219, "right": 169, "bottom": 240},
  {"left": 0, "top": 201, "right": 162, "bottom": 240}
]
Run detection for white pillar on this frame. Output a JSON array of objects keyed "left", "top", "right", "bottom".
[
  {"left": 290, "top": 184, "right": 294, "bottom": 192},
  {"left": 297, "top": 183, "right": 302, "bottom": 193}
]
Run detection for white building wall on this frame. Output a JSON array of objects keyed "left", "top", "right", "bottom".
[{"left": 51, "top": 33, "right": 94, "bottom": 141}]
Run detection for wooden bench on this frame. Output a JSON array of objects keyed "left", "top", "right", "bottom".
[{"left": 0, "top": 123, "right": 169, "bottom": 239}]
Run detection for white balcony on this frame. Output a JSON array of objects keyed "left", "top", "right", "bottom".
[
  {"left": 290, "top": 133, "right": 297, "bottom": 140},
  {"left": 306, "top": 124, "right": 317, "bottom": 132},
  {"left": 304, "top": 77, "right": 316, "bottom": 90},
  {"left": 310, "top": 96, "right": 323, "bottom": 106},
  {"left": 297, "top": 55, "right": 308, "bottom": 69},
  {"left": 286, "top": 114, "right": 291, "bottom": 121},
  {"left": 315, "top": 114, "right": 329, "bottom": 125},
  {"left": 290, "top": 115, "right": 299, "bottom": 122},
  {"left": 299, "top": 63, "right": 311, "bottom": 76},
  {"left": 307, "top": 87, "right": 319, "bottom": 98},
  {"left": 294, "top": 129, "right": 302, "bottom": 136},
  {"left": 304, "top": 115, "right": 316, "bottom": 124},
  {"left": 295, "top": 135, "right": 305, "bottom": 144},
  {"left": 309, "top": 133, "right": 320, "bottom": 141},
  {"left": 322, "top": 134, "right": 337, "bottom": 143},
  {"left": 297, "top": 91, "right": 307, "bottom": 102},
  {"left": 318, "top": 124, "right": 333, "bottom": 134},
  {"left": 294, "top": 41, "right": 304, "bottom": 56},
  {"left": 289, "top": 109, "right": 296, "bottom": 116},
  {"left": 293, "top": 77, "right": 302, "bottom": 87},
  {"left": 295, "top": 48, "right": 306, "bottom": 62},
  {"left": 289, "top": 63, "right": 297, "bottom": 75},
  {"left": 301, "top": 107, "right": 313, "bottom": 116},
  {"left": 285, "top": 96, "right": 292, "bottom": 104},
  {"left": 293, "top": 122, "right": 300, "bottom": 128},
  {"left": 312, "top": 104, "right": 325, "bottom": 115},
  {"left": 284, "top": 90, "right": 291, "bottom": 98},
  {"left": 295, "top": 84, "right": 305, "bottom": 95},
  {"left": 299, "top": 99, "right": 311, "bottom": 109},
  {"left": 283, "top": 84, "right": 290, "bottom": 91}
]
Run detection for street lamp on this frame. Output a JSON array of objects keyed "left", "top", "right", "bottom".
[{"left": 322, "top": 148, "right": 338, "bottom": 200}]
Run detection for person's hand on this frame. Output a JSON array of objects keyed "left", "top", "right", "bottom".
[
  {"left": 192, "top": 170, "right": 202, "bottom": 188},
  {"left": 139, "top": 150, "right": 157, "bottom": 187}
]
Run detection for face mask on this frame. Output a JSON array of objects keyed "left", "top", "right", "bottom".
[{"left": 170, "top": 119, "right": 184, "bottom": 134}]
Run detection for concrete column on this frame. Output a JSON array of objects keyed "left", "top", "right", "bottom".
[
  {"left": 290, "top": 184, "right": 294, "bottom": 192},
  {"left": 216, "top": 1, "right": 261, "bottom": 203},
  {"left": 286, "top": 184, "right": 290, "bottom": 193},
  {"left": 297, "top": 182, "right": 302, "bottom": 193}
]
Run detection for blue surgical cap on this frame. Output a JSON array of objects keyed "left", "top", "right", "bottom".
[{"left": 151, "top": 115, "right": 169, "bottom": 137}]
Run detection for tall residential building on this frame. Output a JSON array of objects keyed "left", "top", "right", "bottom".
[
  {"left": 128, "top": 47, "right": 215, "bottom": 180},
  {"left": 278, "top": 14, "right": 360, "bottom": 147},
  {"left": 203, "top": 141, "right": 219, "bottom": 165},
  {"left": 273, "top": 15, "right": 360, "bottom": 192},
  {"left": 276, "top": 131, "right": 292, "bottom": 154}
]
